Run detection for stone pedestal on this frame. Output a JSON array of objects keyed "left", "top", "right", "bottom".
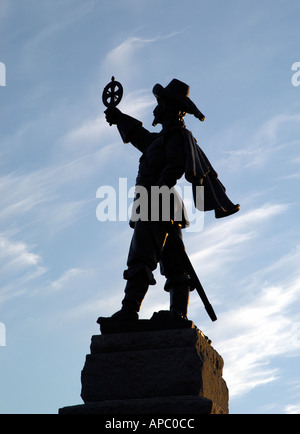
[{"left": 59, "top": 313, "right": 229, "bottom": 415}]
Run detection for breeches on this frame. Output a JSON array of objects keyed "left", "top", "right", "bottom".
[{"left": 123, "top": 221, "right": 191, "bottom": 290}]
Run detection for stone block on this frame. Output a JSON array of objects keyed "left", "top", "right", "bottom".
[
  {"left": 59, "top": 319, "right": 229, "bottom": 415},
  {"left": 59, "top": 395, "right": 226, "bottom": 414},
  {"left": 80, "top": 328, "right": 228, "bottom": 413}
]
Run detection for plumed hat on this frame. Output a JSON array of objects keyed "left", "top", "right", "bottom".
[{"left": 152, "top": 79, "right": 205, "bottom": 122}]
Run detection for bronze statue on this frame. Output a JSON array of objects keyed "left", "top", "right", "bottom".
[{"left": 98, "top": 78, "right": 240, "bottom": 326}]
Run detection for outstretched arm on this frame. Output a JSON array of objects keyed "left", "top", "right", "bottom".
[{"left": 104, "top": 107, "right": 158, "bottom": 153}]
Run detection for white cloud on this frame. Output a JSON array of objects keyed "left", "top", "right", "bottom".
[
  {"left": 102, "top": 32, "right": 182, "bottom": 84},
  {"left": 49, "top": 268, "right": 91, "bottom": 292},
  {"left": 181, "top": 201, "right": 300, "bottom": 399},
  {"left": 284, "top": 404, "right": 300, "bottom": 415},
  {"left": 0, "top": 232, "right": 46, "bottom": 305},
  {"left": 61, "top": 117, "right": 108, "bottom": 148},
  {"left": 20, "top": 0, "right": 95, "bottom": 72},
  {"left": 105, "top": 34, "right": 180, "bottom": 71},
  {"left": 215, "top": 272, "right": 300, "bottom": 398},
  {"left": 57, "top": 292, "right": 121, "bottom": 323},
  {"left": 187, "top": 203, "right": 289, "bottom": 285},
  {"left": 105, "top": 37, "right": 157, "bottom": 68},
  {"left": 0, "top": 170, "right": 56, "bottom": 223},
  {"left": 120, "top": 90, "right": 154, "bottom": 118},
  {"left": 0, "top": 233, "right": 42, "bottom": 276},
  {"left": 60, "top": 89, "right": 153, "bottom": 152},
  {"left": 0, "top": 151, "right": 107, "bottom": 235},
  {"left": 220, "top": 113, "right": 300, "bottom": 171},
  {"left": 207, "top": 252, "right": 300, "bottom": 399}
]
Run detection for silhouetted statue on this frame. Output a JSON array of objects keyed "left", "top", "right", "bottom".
[{"left": 98, "top": 79, "right": 239, "bottom": 325}]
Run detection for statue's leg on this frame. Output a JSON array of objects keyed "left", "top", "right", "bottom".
[
  {"left": 121, "top": 271, "right": 149, "bottom": 315},
  {"left": 98, "top": 221, "right": 167, "bottom": 322},
  {"left": 168, "top": 281, "right": 191, "bottom": 320},
  {"left": 99, "top": 272, "right": 149, "bottom": 322},
  {"left": 160, "top": 224, "right": 193, "bottom": 320}
]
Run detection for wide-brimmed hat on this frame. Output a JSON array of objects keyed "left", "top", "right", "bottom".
[{"left": 152, "top": 79, "right": 205, "bottom": 122}]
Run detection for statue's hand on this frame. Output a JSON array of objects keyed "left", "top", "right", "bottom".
[{"left": 104, "top": 107, "right": 122, "bottom": 125}]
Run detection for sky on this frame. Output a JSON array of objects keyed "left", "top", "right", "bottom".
[{"left": 0, "top": 0, "right": 300, "bottom": 415}]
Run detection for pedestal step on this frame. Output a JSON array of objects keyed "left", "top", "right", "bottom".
[{"left": 59, "top": 324, "right": 229, "bottom": 415}]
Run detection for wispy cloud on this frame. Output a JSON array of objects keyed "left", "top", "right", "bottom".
[
  {"left": 0, "top": 234, "right": 41, "bottom": 272},
  {"left": 186, "top": 203, "right": 300, "bottom": 400},
  {"left": 187, "top": 203, "right": 289, "bottom": 286},
  {"left": 215, "top": 265, "right": 300, "bottom": 398},
  {"left": 60, "top": 88, "right": 154, "bottom": 152},
  {"left": 219, "top": 113, "right": 300, "bottom": 171},
  {"left": 0, "top": 146, "right": 113, "bottom": 236},
  {"left": 102, "top": 32, "right": 182, "bottom": 84},
  {"left": 19, "top": 0, "right": 95, "bottom": 73},
  {"left": 47, "top": 268, "right": 93, "bottom": 292},
  {"left": 105, "top": 33, "right": 182, "bottom": 70},
  {"left": 105, "top": 36, "right": 159, "bottom": 68},
  {"left": 0, "top": 232, "right": 46, "bottom": 305}
]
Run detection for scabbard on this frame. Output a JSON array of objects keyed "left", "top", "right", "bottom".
[{"left": 167, "top": 224, "right": 217, "bottom": 322}]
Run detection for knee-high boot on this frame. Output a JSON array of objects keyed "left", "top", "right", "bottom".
[
  {"left": 97, "top": 276, "right": 149, "bottom": 323},
  {"left": 121, "top": 277, "right": 149, "bottom": 317},
  {"left": 169, "top": 285, "right": 190, "bottom": 320}
]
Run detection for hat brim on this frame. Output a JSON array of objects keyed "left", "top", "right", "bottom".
[
  {"left": 152, "top": 83, "right": 205, "bottom": 121},
  {"left": 153, "top": 83, "right": 189, "bottom": 109},
  {"left": 152, "top": 83, "right": 165, "bottom": 99}
]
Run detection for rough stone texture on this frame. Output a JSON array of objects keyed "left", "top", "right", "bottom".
[
  {"left": 59, "top": 396, "right": 226, "bottom": 415},
  {"left": 59, "top": 325, "right": 229, "bottom": 415}
]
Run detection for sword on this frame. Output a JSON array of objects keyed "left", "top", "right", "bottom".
[
  {"left": 166, "top": 223, "right": 218, "bottom": 322},
  {"left": 102, "top": 78, "right": 217, "bottom": 322}
]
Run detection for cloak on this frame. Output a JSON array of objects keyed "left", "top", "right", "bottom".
[
  {"left": 117, "top": 113, "right": 240, "bottom": 220},
  {"left": 180, "top": 128, "right": 240, "bottom": 218}
]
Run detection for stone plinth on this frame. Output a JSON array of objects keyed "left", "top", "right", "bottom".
[{"left": 59, "top": 316, "right": 229, "bottom": 414}]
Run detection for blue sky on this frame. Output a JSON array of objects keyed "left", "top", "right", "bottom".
[{"left": 0, "top": 0, "right": 300, "bottom": 414}]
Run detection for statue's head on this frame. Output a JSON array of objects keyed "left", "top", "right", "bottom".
[
  {"left": 152, "top": 79, "right": 205, "bottom": 127},
  {"left": 152, "top": 97, "right": 185, "bottom": 127}
]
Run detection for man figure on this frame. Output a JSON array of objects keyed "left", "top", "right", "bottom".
[{"left": 98, "top": 79, "right": 239, "bottom": 324}]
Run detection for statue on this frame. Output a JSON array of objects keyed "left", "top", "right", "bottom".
[{"left": 97, "top": 78, "right": 240, "bottom": 326}]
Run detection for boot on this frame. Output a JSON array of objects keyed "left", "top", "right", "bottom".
[
  {"left": 169, "top": 285, "right": 190, "bottom": 321},
  {"left": 215, "top": 204, "right": 240, "bottom": 219},
  {"left": 97, "top": 277, "right": 149, "bottom": 323}
]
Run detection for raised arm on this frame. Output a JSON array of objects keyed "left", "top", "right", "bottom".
[{"left": 105, "top": 107, "right": 159, "bottom": 153}]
